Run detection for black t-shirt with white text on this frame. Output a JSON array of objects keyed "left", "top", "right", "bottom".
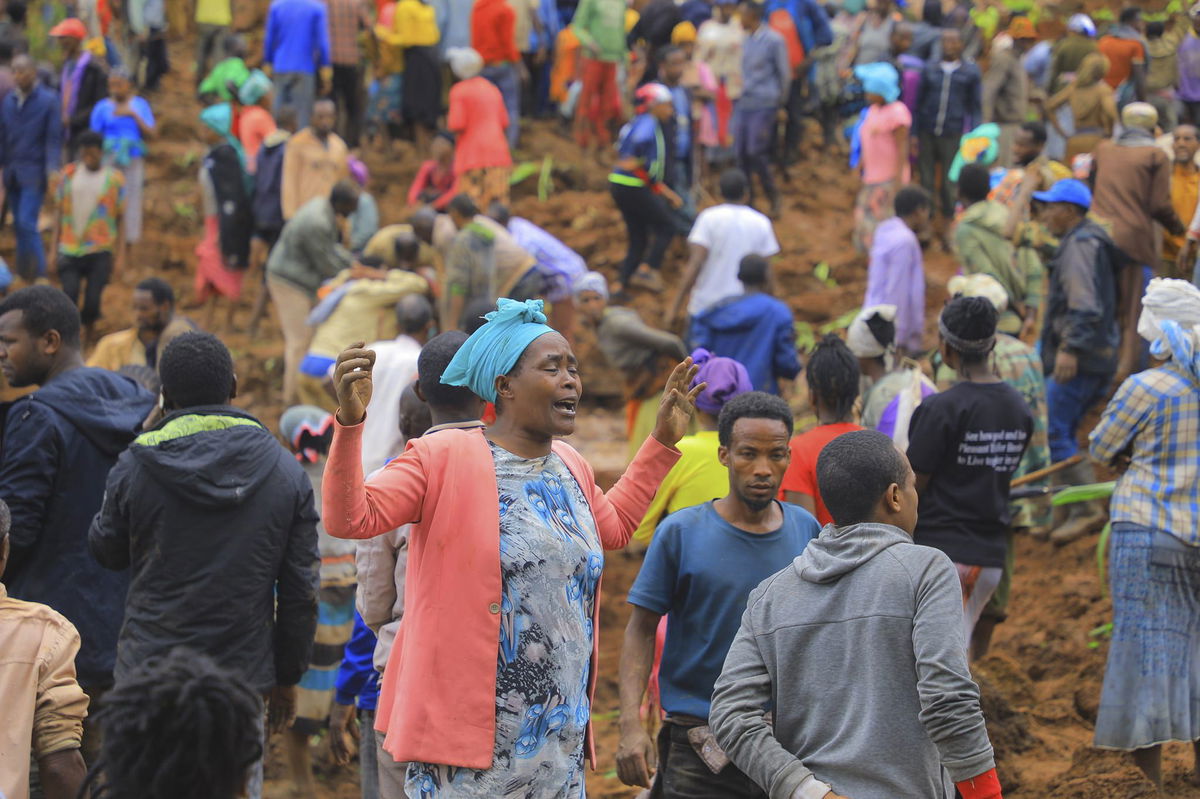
[{"left": 906, "top": 381, "right": 1033, "bottom": 568}]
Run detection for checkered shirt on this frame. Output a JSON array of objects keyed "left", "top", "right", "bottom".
[{"left": 1090, "top": 362, "right": 1200, "bottom": 544}]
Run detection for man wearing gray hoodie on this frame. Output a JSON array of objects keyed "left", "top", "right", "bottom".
[{"left": 709, "top": 429, "right": 1003, "bottom": 799}]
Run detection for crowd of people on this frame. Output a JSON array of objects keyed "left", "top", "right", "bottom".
[{"left": 1, "top": 0, "right": 1200, "bottom": 799}]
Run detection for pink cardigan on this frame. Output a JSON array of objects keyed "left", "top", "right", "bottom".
[{"left": 323, "top": 421, "right": 680, "bottom": 768}]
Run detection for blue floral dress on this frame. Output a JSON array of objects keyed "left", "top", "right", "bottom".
[{"left": 406, "top": 443, "right": 603, "bottom": 799}]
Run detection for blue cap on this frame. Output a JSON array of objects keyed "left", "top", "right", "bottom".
[{"left": 1032, "top": 179, "right": 1092, "bottom": 210}]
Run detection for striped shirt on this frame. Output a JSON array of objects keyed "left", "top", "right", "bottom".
[{"left": 1090, "top": 362, "right": 1200, "bottom": 545}]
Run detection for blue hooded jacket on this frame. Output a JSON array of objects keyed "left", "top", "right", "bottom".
[
  {"left": 0, "top": 367, "right": 155, "bottom": 687},
  {"left": 691, "top": 292, "right": 802, "bottom": 395}
]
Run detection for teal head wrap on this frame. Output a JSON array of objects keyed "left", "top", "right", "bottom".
[
  {"left": 201, "top": 103, "right": 239, "bottom": 149},
  {"left": 854, "top": 62, "right": 900, "bottom": 104},
  {"left": 440, "top": 298, "right": 558, "bottom": 403},
  {"left": 238, "top": 69, "right": 273, "bottom": 105}
]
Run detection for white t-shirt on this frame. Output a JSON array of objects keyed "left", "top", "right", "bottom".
[
  {"left": 70, "top": 166, "right": 111, "bottom": 239},
  {"left": 360, "top": 335, "right": 423, "bottom": 472},
  {"left": 685, "top": 203, "right": 780, "bottom": 316}
]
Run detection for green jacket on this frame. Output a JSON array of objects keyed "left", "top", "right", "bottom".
[
  {"left": 954, "top": 200, "right": 1030, "bottom": 335},
  {"left": 266, "top": 196, "right": 354, "bottom": 297},
  {"left": 199, "top": 57, "right": 251, "bottom": 100},
  {"left": 572, "top": 0, "right": 627, "bottom": 63}
]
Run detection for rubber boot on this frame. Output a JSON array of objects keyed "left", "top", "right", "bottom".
[
  {"left": 1038, "top": 468, "right": 1071, "bottom": 542},
  {"left": 1050, "top": 460, "right": 1107, "bottom": 546}
]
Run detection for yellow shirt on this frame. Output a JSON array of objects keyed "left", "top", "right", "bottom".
[
  {"left": 281, "top": 128, "right": 350, "bottom": 221},
  {"left": 633, "top": 431, "right": 727, "bottom": 542},
  {"left": 195, "top": 0, "right": 232, "bottom": 26},
  {"left": 1165, "top": 162, "right": 1200, "bottom": 261},
  {"left": 86, "top": 316, "right": 197, "bottom": 372},
  {"left": 383, "top": 0, "right": 440, "bottom": 47},
  {"left": 308, "top": 270, "right": 430, "bottom": 358}
]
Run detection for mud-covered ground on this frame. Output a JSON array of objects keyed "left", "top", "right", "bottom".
[{"left": 21, "top": 29, "right": 1192, "bottom": 798}]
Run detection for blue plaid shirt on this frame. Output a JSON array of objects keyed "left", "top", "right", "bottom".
[{"left": 1090, "top": 362, "right": 1200, "bottom": 545}]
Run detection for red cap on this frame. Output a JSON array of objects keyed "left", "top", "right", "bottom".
[{"left": 49, "top": 18, "right": 88, "bottom": 39}]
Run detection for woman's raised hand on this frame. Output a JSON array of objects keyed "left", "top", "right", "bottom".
[
  {"left": 333, "top": 342, "right": 377, "bottom": 426},
  {"left": 651, "top": 357, "right": 704, "bottom": 448}
]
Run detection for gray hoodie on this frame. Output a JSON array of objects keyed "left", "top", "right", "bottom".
[{"left": 709, "top": 523, "right": 995, "bottom": 799}]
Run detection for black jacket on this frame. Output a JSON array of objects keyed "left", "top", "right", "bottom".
[
  {"left": 1040, "top": 218, "right": 1126, "bottom": 378},
  {"left": 89, "top": 406, "right": 320, "bottom": 693},
  {"left": 915, "top": 59, "right": 982, "bottom": 136},
  {"left": 67, "top": 58, "right": 108, "bottom": 146},
  {"left": 206, "top": 143, "right": 253, "bottom": 269},
  {"left": 0, "top": 367, "right": 155, "bottom": 688},
  {"left": 253, "top": 137, "right": 287, "bottom": 236}
]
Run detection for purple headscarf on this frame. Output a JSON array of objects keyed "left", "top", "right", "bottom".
[
  {"left": 348, "top": 156, "right": 370, "bottom": 188},
  {"left": 689, "top": 348, "right": 753, "bottom": 415}
]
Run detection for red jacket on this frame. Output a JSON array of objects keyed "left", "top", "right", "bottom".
[{"left": 471, "top": 0, "right": 519, "bottom": 64}]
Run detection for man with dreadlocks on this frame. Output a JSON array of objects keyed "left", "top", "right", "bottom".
[
  {"left": 906, "top": 296, "right": 1033, "bottom": 648},
  {"left": 778, "top": 334, "right": 863, "bottom": 525},
  {"left": 81, "top": 650, "right": 265, "bottom": 799}
]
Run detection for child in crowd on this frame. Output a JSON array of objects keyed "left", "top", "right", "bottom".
[
  {"left": 906, "top": 296, "right": 1032, "bottom": 645},
  {"left": 197, "top": 33, "right": 250, "bottom": 102},
  {"left": 52, "top": 129, "right": 124, "bottom": 344},
  {"left": 711, "top": 430, "right": 1003, "bottom": 799},
  {"left": 778, "top": 334, "right": 863, "bottom": 524},
  {"left": 406, "top": 130, "right": 460, "bottom": 209},
  {"left": 280, "top": 405, "right": 357, "bottom": 799},
  {"left": 89, "top": 67, "right": 155, "bottom": 269}
]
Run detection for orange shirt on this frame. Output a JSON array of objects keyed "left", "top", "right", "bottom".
[
  {"left": 447, "top": 76, "right": 513, "bottom": 173},
  {"left": 1098, "top": 35, "right": 1145, "bottom": 89},
  {"left": 550, "top": 27, "right": 581, "bottom": 103},
  {"left": 471, "top": 0, "right": 520, "bottom": 65},
  {"left": 779, "top": 422, "right": 864, "bottom": 525},
  {"left": 1166, "top": 162, "right": 1200, "bottom": 261}
]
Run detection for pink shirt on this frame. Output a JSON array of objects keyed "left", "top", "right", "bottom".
[
  {"left": 447, "top": 76, "right": 512, "bottom": 174},
  {"left": 860, "top": 100, "right": 912, "bottom": 185},
  {"left": 322, "top": 423, "right": 680, "bottom": 768}
]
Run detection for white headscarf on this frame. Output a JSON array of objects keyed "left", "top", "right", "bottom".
[
  {"left": 1138, "top": 277, "right": 1200, "bottom": 378},
  {"left": 573, "top": 271, "right": 609, "bottom": 299},
  {"left": 847, "top": 305, "right": 897, "bottom": 358},
  {"left": 446, "top": 47, "right": 484, "bottom": 80},
  {"left": 948, "top": 273, "right": 1009, "bottom": 313},
  {"left": 1138, "top": 278, "right": 1200, "bottom": 344}
]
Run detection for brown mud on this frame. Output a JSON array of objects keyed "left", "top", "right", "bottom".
[{"left": 20, "top": 27, "right": 1196, "bottom": 798}]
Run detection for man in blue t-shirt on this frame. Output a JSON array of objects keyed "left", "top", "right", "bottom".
[{"left": 616, "top": 391, "right": 820, "bottom": 798}]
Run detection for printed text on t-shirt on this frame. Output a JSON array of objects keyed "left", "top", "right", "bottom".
[{"left": 956, "top": 429, "right": 1028, "bottom": 471}]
